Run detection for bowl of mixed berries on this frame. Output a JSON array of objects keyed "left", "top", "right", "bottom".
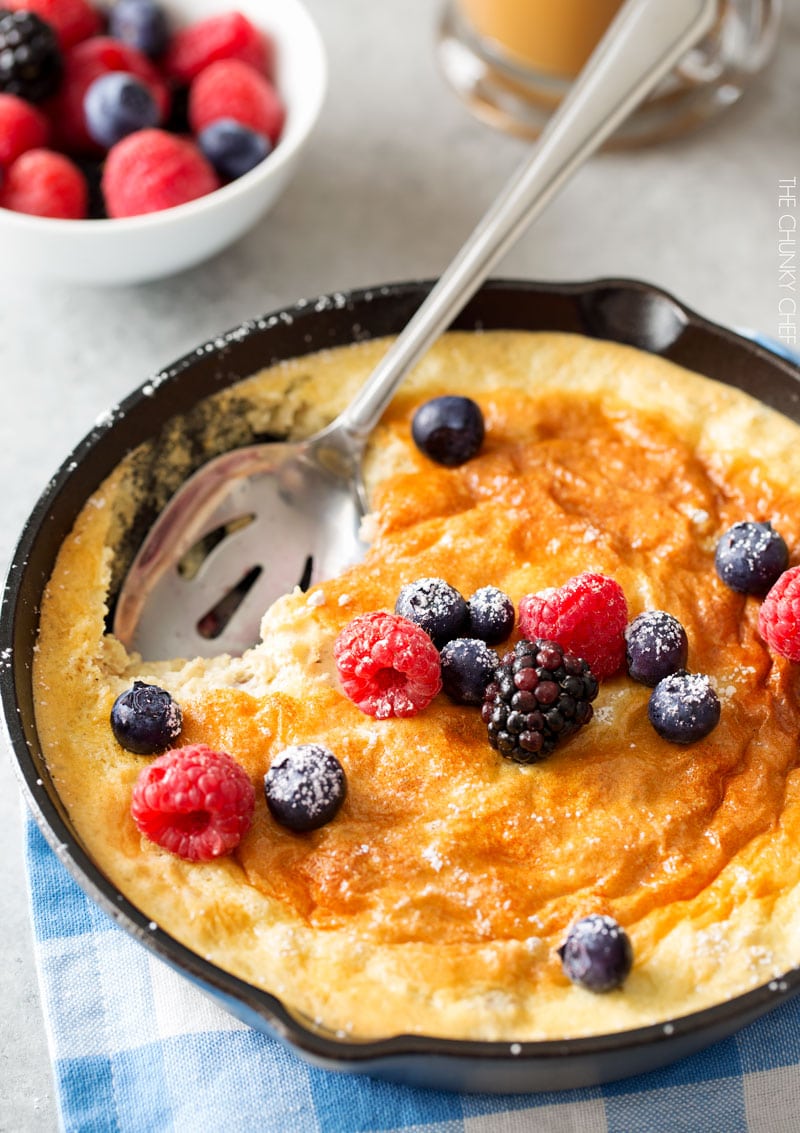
[{"left": 0, "top": 0, "right": 326, "bottom": 283}]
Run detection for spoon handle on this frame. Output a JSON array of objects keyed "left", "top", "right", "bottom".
[{"left": 336, "top": 0, "right": 717, "bottom": 442}]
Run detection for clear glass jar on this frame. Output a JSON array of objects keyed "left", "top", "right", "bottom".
[{"left": 437, "top": 0, "right": 782, "bottom": 146}]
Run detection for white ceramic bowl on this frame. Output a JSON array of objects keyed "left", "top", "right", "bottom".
[{"left": 0, "top": 0, "right": 327, "bottom": 285}]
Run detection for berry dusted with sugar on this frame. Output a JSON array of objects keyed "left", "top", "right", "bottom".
[
  {"left": 264, "top": 743, "right": 346, "bottom": 832},
  {"left": 395, "top": 577, "right": 467, "bottom": 648},
  {"left": 0, "top": 92, "right": 49, "bottom": 165},
  {"left": 0, "top": 9, "right": 63, "bottom": 102},
  {"left": 624, "top": 610, "right": 688, "bottom": 687},
  {"left": 188, "top": 58, "right": 285, "bottom": 145},
  {"left": 411, "top": 395, "right": 485, "bottom": 467},
  {"left": 102, "top": 127, "right": 219, "bottom": 217},
  {"left": 519, "top": 572, "right": 628, "bottom": 680},
  {"left": 715, "top": 520, "right": 789, "bottom": 595},
  {"left": 0, "top": 146, "right": 86, "bottom": 216},
  {"left": 197, "top": 117, "right": 270, "bottom": 180},
  {"left": 163, "top": 10, "right": 272, "bottom": 84},
  {"left": 482, "top": 638, "right": 598, "bottom": 763},
  {"left": 48, "top": 35, "right": 169, "bottom": 154},
  {"left": 130, "top": 744, "right": 255, "bottom": 861},
  {"left": 440, "top": 637, "right": 497, "bottom": 705},
  {"left": 466, "top": 585, "right": 515, "bottom": 645},
  {"left": 558, "top": 914, "right": 633, "bottom": 993},
  {"left": 110, "top": 680, "right": 182, "bottom": 754},
  {"left": 648, "top": 671, "right": 720, "bottom": 744},
  {"left": 334, "top": 611, "right": 442, "bottom": 719},
  {"left": 758, "top": 564, "right": 800, "bottom": 662},
  {"left": 4, "top": 0, "right": 101, "bottom": 50},
  {"left": 109, "top": 0, "right": 169, "bottom": 59},
  {"left": 84, "top": 71, "right": 158, "bottom": 148}
]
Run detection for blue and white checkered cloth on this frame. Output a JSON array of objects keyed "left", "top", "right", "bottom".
[
  {"left": 24, "top": 812, "right": 800, "bottom": 1133},
  {"left": 24, "top": 334, "right": 800, "bottom": 1132}
]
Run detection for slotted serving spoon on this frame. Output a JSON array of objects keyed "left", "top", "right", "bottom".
[{"left": 114, "top": 0, "right": 716, "bottom": 660}]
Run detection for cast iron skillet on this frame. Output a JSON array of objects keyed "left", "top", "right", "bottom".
[{"left": 4, "top": 278, "right": 800, "bottom": 1094}]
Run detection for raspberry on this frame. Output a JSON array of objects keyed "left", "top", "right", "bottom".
[
  {"left": 163, "top": 11, "right": 272, "bottom": 84},
  {"left": 45, "top": 35, "right": 169, "bottom": 154},
  {"left": 0, "top": 146, "right": 86, "bottom": 216},
  {"left": 188, "top": 58, "right": 284, "bottom": 145},
  {"left": 130, "top": 743, "right": 255, "bottom": 861},
  {"left": 334, "top": 611, "right": 442, "bottom": 719},
  {"left": 102, "top": 127, "right": 219, "bottom": 217},
  {"left": 758, "top": 565, "right": 800, "bottom": 662},
  {"left": 519, "top": 572, "right": 628, "bottom": 680},
  {"left": 482, "top": 638, "right": 598, "bottom": 763},
  {"left": 0, "top": 9, "right": 63, "bottom": 102},
  {"left": 4, "top": 0, "right": 101, "bottom": 50},
  {"left": 0, "top": 92, "right": 49, "bottom": 165}
]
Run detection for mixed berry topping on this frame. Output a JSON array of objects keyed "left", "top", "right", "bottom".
[
  {"left": 110, "top": 680, "right": 182, "bottom": 754},
  {"left": 647, "top": 671, "right": 720, "bottom": 744},
  {"left": 264, "top": 743, "right": 346, "bottom": 833},
  {"left": 0, "top": 3, "right": 283, "bottom": 219},
  {"left": 624, "top": 610, "right": 688, "bottom": 687},
  {"left": 411, "top": 395, "right": 485, "bottom": 467},
  {"left": 758, "top": 564, "right": 800, "bottom": 662},
  {"left": 558, "top": 914, "right": 633, "bottom": 993},
  {"left": 130, "top": 744, "right": 255, "bottom": 861},
  {"left": 334, "top": 611, "right": 442, "bottom": 719},
  {"left": 482, "top": 638, "right": 598, "bottom": 763},
  {"left": 519, "top": 572, "right": 628, "bottom": 681},
  {"left": 466, "top": 585, "right": 515, "bottom": 645},
  {"left": 440, "top": 637, "right": 497, "bottom": 705},
  {"left": 395, "top": 577, "right": 467, "bottom": 649},
  {"left": 0, "top": 9, "right": 63, "bottom": 102},
  {"left": 715, "top": 520, "right": 789, "bottom": 595}
]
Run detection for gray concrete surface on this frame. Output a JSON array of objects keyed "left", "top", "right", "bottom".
[{"left": 1, "top": 1, "right": 798, "bottom": 1128}]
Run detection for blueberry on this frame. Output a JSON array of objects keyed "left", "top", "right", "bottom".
[
  {"left": 110, "top": 681, "right": 182, "bottom": 754},
  {"left": 440, "top": 637, "right": 497, "bottom": 704},
  {"left": 264, "top": 744, "right": 346, "bottom": 832},
  {"left": 624, "top": 610, "right": 688, "bottom": 686},
  {"left": 714, "top": 520, "right": 789, "bottom": 595},
  {"left": 109, "top": 0, "right": 170, "bottom": 58},
  {"left": 395, "top": 577, "right": 467, "bottom": 648},
  {"left": 411, "top": 395, "right": 485, "bottom": 467},
  {"left": 84, "top": 72, "right": 159, "bottom": 149},
  {"left": 466, "top": 585, "right": 515, "bottom": 645},
  {"left": 198, "top": 118, "right": 271, "bottom": 180},
  {"left": 558, "top": 914, "right": 633, "bottom": 993},
  {"left": 648, "top": 670, "right": 720, "bottom": 744}
]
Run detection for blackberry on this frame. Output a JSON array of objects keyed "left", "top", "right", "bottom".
[
  {"left": 0, "top": 10, "right": 63, "bottom": 103},
  {"left": 481, "top": 638, "right": 598, "bottom": 763}
]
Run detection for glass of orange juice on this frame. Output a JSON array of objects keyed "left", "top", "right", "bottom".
[{"left": 437, "top": 0, "right": 781, "bottom": 146}]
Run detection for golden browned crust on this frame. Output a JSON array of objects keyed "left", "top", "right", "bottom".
[{"left": 33, "top": 332, "right": 800, "bottom": 1041}]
